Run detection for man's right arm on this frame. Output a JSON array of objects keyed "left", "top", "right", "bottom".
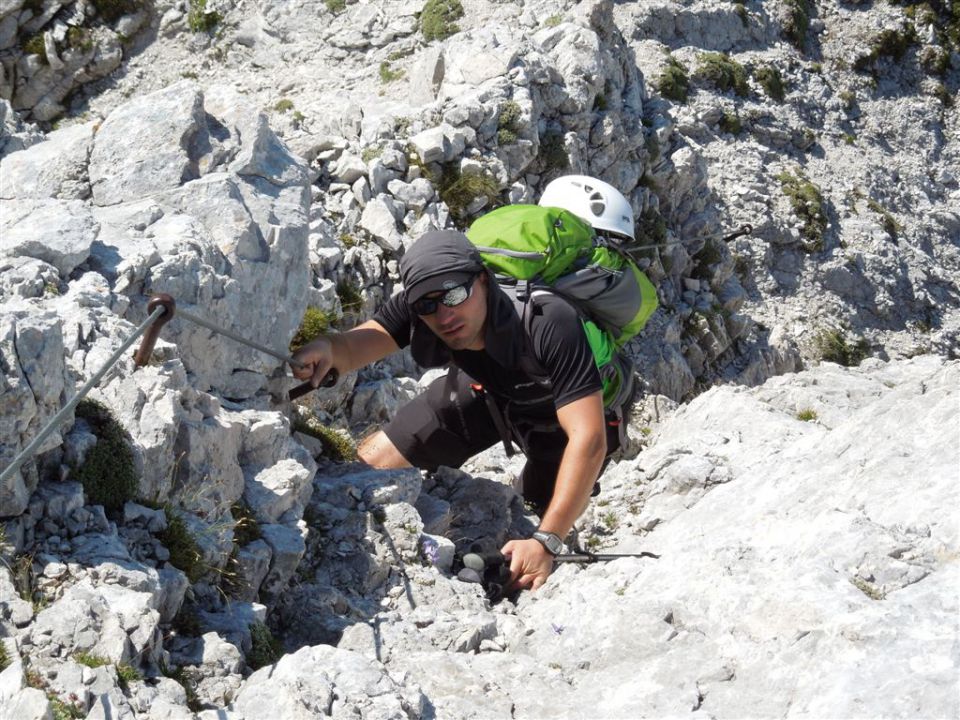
[{"left": 291, "top": 319, "right": 400, "bottom": 388}]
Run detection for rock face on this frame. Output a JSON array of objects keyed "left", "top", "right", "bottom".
[{"left": 0, "top": 0, "right": 957, "bottom": 717}]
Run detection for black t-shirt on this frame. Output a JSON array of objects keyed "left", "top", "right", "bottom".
[{"left": 374, "top": 288, "right": 602, "bottom": 416}]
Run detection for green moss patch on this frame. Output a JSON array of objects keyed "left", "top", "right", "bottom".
[
  {"left": 293, "top": 413, "right": 357, "bottom": 462},
  {"left": 157, "top": 508, "right": 204, "bottom": 583}
]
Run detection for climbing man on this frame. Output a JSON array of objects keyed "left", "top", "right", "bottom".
[{"left": 292, "top": 176, "right": 643, "bottom": 593}]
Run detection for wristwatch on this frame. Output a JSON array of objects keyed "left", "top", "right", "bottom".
[{"left": 532, "top": 530, "right": 564, "bottom": 556}]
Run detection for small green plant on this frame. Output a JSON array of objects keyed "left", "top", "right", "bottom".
[
  {"left": 157, "top": 508, "right": 204, "bottom": 583},
  {"left": 340, "top": 232, "right": 357, "bottom": 248},
  {"left": 601, "top": 511, "right": 619, "bottom": 530},
  {"left": 796, "top": 408, "right": 818, "bottom": 421},
  {"left": 161, "top": 661, "right": 202, "bottom": 712},
  {"left": 361, "top": 145, "right": 383, "bottom": 163},
  {"left": 73, "top": 652, "right": 111, "bottom": 668},
  {"left": 719, "top": 111, "right": 742, "bottom": 135},
  {"left": 91, "top": 0, "right": 140, "bottom": 23},
  {"left": 696, "top": 52, "right": 749, "bottom": 97},
  {"left": 325, "top": 0, "right": 346, "bottom": 12},
  {"left": 49, "top": 695, "right": 85, "bottom": 720},
  {"left": 850, "top": 576, "right": 885, "bottom": 600},
  {"left": 814, "top": 329, "right": 870, "bottom": 367},
  {"left": 437, "top": 166, "right": 501, "bottom": 224},
  {"left": 615, "top": 586, "right": 626, "bottom": 596},
  {"left": 658, "top": 56, "right": 689, "bottom": 102},
  {"left": 497, "top": 100, "right": 523, "bottom": 146},
  {"left": 43, "top": 281, "right": 60, "bottom": 295},
  {"left": 274, "top": 99, "right": 294, "bottom": 113},
  {"left": 0, "top": 642, "right": 10, "bottom": 671},
  {"left": 336, "top": 279, "right": 364, "bottom": 315},
  {"left": 838, "top": 89, "right": 856, "bottom": 110},
  {"left": 230, "top": 502, "right": 262, "bottom": 546},
  {"left": 292, "top": 110, "right": 305, "bottom": 126},
  {"left": 866, "top": 198, "right": 903, "bottom": 240},
  {"left": 379, "top": 61, "right": 405, "bottom": 83},
  {"left": 289, "top": 307, "right": 331, "bottom": 352},
  {"left": 420, "top": 0, "right": 463, "bottom": 41},
  {"left": 783, "top": 0, "right": 811, "bottom": 48},
  {"left": 187, "top": 0, "right": 221, "bottom": 33},
  {"left": 842, "top": 133, "right": 856, "bottom": 146},
  {"left": 537, "top": 130, "right": 569, "bottom": 173},
  {"left": 585, "top": 535, "right": 602, "bottom": 551},
  {"left": 293, "top": 413, "right": 357, "bottom": 461},
  {"left": 23, "top": 34, "right": 48, "bottom": 63},
  {"left": 172, "top": 603, "right": 203, "bottom": 637},
  {"left": 854, "top": 27, "right": 918, "bottom": 72},
  {"left": 247, "top": 622, "right": 283, "bottom": 670},
  {"left": 636, "top": 207, "right": 667, "bottom": 248},
  {"left": 777, "top": 170, "right": 827, "bottom": 249},
  {"left": 65, "top": 27, "right": 94, "bottom": 52},
  {"left": 117, "top": 663, "right": 142, "bottom": 687},
  {"left": 74, "top": 399, "right": 138, "bottom": 514},
  {"left": 544, "top": 14, "right": 562, "bottom": 27},
  {"left": 753, "top": 65, "right": 785, "bottom": 102}
]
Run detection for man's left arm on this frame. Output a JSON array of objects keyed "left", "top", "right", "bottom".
[{"left": 501, "top": 390, "right": 607, "bottom": 591}]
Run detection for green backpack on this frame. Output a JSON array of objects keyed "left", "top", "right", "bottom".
[{"left": 466, "top": 204, "right": 659, "bottom": 411}]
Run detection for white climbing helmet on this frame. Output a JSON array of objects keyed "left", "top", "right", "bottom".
[{"left": 538, "top": 175, "right": 635, "bottom": 241}]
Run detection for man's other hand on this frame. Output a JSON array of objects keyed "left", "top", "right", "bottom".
[{"left": 501, "top": 537, "right": 554, "bottom": 592}]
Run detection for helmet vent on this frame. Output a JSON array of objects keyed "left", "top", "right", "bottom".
[{"left": 589, "top": 200, "right": 605, "bottom": 216}]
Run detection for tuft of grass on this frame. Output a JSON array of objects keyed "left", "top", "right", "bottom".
[
  {"left": 719, "top": 111, "right": 742, "bottom": 135},
  {"left": 74, "top": 399, "right": 139, "bottom": 515},
  {"left": 187, "top": 0, "right": 221, "bottom": 33},
  {"left": 420, "top": 0, "right": 463, "bottom": 41},
  {"left": 65, "top": 27, "right": 94, "bottom": 52},
  {"left": 0, "top": 642, "right": 10, "bottom": 671},
  {"left": 325, "top": 0, "right": 346, "bottom": 12},
  {"left": 157, "top": 508, "right": 204, "bottom": 583},
  {"left": 91, "top": 0, "right": 140, "bottom": 23},
  {"left": 754, "top": 65, "right": 785, "bottom": 102},
  {"left": 293, "top": 414, "right": 356, "bottom": 462},
  {"left": 696, "top": 52, "right": 749, "bottom": 97},
  {"left": 601, "top": 511, "right": 619, "bottom": 530},
  {"left": 230, "top": 502, "right": 262, "bottom": 546},
  {"left": 379, "top": 61, "right": 405, "bottom": 83},
  {"left": 361, "top": 145, "right": 383, "bottom": 163},
  {"left": 274, "top": 99, "right": 294, "bottom": 113},
  {"left": 795, "top": 408, "right": 818, "bottom": 422},
  {"left": 842, "top": 133, "right": 856, "bottom": 146},
  {"left": 783, "top": 0, "right": 811, "bottom": 49},
  {"left": 850, "top": 576, "right": 885, "bottom": 600},
  {"left": 336, "top": 279, "right": 364, "bottom": 316},
  {"left": 289, "top": 307, "right": 331, "bottom": 352},
  {"left": 73, "top": 652, "right": 110, "bottom": 668},
  {"left": 23, "top": 34, "right": 48, "bottom": 63},
  {"left": 117, "top": 663, "right": 142, "bottom": 687},
  {"left": 537, "top": 130, "right": 569, "bottom": 173},
  {"left": 854, "top": 27, "right": 918, "bottom": 72},
  {"left": 658, "top": 56, "right": 689, "bottom": 103},
  {"left": 544, "top": 14, "right": 562, "bottom": 27},
  {"left": 866, "top": 198, "right": 903, "bottom": 240},
  {"left": 777, "top": 170, "right": 827, "bottom": 250},
  {"left": 161, "top": 661, "right": 202, "bottom": 712},
  {"left": 814, "top": 329, "right": 870, "bottom": 367},
  {"left": 436, "top": 166, "right": 501, "bottom": 224},
  {"left": 247, "top": 622, "right": 283, "bottom": 670},
  {"left": 340, "top": 233, "right": 357, "bottom": 248}
]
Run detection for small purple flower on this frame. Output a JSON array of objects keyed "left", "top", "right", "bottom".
[
  {"left": 551, "top": 623, "right": 565, "bottom": 635},
  {"left": 421, "top": 537, "right": 440, "bottom": 565}
]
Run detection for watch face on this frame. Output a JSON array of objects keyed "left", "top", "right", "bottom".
[{"left": 535, "top": 531, "right": 563, "bottom": 555}]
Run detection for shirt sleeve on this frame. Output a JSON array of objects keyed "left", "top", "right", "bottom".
[
  {"left": 372, "top": 292, "right": 413, "bottom": 349},
  {"left": 528, "top": 294, "right": 603, "bottom": 410}
]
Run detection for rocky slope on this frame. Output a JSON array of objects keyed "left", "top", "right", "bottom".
[{"left": 1, "top": 0, "right": 958, "bottom": 717}]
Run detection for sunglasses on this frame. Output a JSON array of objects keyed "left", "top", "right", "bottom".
[{"left": 411, "top": 275, "right": 478, "bottom": 315}]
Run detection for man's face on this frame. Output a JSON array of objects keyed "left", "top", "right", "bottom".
[{"left": 415, "top": 273, "right": 488, "bottom": 351}]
